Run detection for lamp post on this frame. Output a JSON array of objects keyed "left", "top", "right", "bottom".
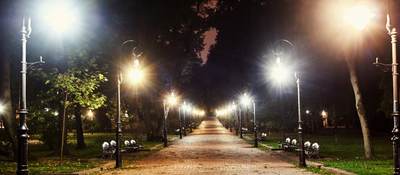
[
  {"left": 239, "top": 105, "right": 243, "bottom": 138},
  {"left": 269, "top": 39, "right": 306, "bottom": 167},
  {"left": 231, "top": 102, "right": 239, "bottom": 136},
  {"left": 163, "top": 91, "right": 178, "bottom": 147},
  {"left": 17, "top": 16, "right": 47, "bottom": 175},
  {"left": 387, "top": 18, "right": 400, "bottom": 174},
  {"left": 240, "top": 93, "right": 257, "bottom": 147},
  {"left": 179, "top": 105, "right": 182, "bottom": 139},
  {"left": 182, "top": 101, "right": 189, "bottom": 136},
  {"left": 252, "top": 100, "right": 257, "bottom": 147},
  {"left": 115, "top": 40, "right": 146, "bottom": 168},
  {"left": 17, "top": 17, "right": 31, "bottom": 175},
  {"left": 374, "top": 13, "right": 400, "bottom": 174},
  {"left": 295, "top": 73, "right": 306, "bottom": 167},
  {"left": 115, "top": 71, "right": 122, "bottom": 168}
]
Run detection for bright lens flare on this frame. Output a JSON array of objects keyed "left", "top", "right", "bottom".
[
  {"left": 240, "top": 93, "right": 252, "bottom": 107},
  {"left": 269, "top": 58, "right": 292, "bottom": 85},
  {"left": 126, "top": 59, "right": 148, "bottom": 86},
  {"left": 165, "top": 92, "right": 179, "bottom": 106},
  {"left": 38, "top": 1, "right": 80, "bottom": 34},
  {"left": 342, "top": 5, "right": 375, "bottom": 31},
  {"left": 127, "top": 68, "right": 145, "bottom": 85}
]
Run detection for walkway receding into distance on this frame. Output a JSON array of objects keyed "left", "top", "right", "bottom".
[{"left": 102, "top": 117, "right": 316, "bottom": 175}]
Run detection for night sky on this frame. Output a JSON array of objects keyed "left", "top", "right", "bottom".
[{"left": 1, "top": 0, "right": 400, "bottom": 132}]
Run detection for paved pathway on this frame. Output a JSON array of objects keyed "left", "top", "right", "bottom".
[{"left": 102, "top": 118, "right": 316, "bottom": 175}]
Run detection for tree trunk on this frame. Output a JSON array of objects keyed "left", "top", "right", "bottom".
[
  {"left": 74, "top": 105, "right": 85, "bottom": 149},
  {"left": 60, "top": 92, "right": 69, "bottom": 161},
  {"left": 0, "top": 57, "right": 17, "bottom": 160},
  {"left": 346, "top": 58, "right": 373, "bottom": 159}
]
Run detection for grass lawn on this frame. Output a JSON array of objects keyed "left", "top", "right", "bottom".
[
  {"left": 248, "top": 132, "right": 393, "bottom": 175},
  {"left": 0, "top": 132, "right": 176, "bottom": 175}
]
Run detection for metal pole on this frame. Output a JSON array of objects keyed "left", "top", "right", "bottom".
[
  {"left": 253, "top": 101, "right": 258, "bottom": 147},
  {"left": 17, "top": 17, "right": 30, "bottom": 175},
  {"left": 114, "top": 39, "right": 135, "bottom": 169},
  {"left": 236, "top": 107, "right": 239, "bottom": 136},
  {"left": 239, "top": 107, "right": 243, "bottom": 138},
  {"left": 115, "top": 73, "right": 122, "bottom": 168},
  {"left": 183, "top": 107, "right": 187, "bottom": 136},
  {"left": 163, "top": 102, "right": 168, "bottom": 147},
  {"left": 179, "top": 107, "right": 182, "bottom": 139},
  {"left": 384, "top": 13, "right": 400, "bottom": 174},
  {"left": 296, "top": 73, "right": 306, "bottom": 167}
]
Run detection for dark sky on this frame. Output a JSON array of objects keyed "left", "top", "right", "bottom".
[{"left": 1, "top": 0, "right": 399, "bottom": 130}]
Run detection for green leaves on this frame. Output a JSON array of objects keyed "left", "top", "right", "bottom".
[{"left": 50, "top": 68, "right": 107, "bottom": 110}]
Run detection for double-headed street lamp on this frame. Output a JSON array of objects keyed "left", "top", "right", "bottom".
[
  {"left": 239, "top": 93, "right": 257, "bottom": 147},
  {"left": 268, "top": 39, "right": 306, "bottom": 167},
  {"left": 17, "top": 1, "right": 79, "bottom": 173},
  {"left": 163, "top": 91, "right": 179, "bottom": 147},
  {"left": 116, "top": 40, "right": 147, "bottom": 168}
]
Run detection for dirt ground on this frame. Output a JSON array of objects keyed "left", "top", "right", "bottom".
[{"left": 101, "top": 118, "right": 316, "bottom": 175}]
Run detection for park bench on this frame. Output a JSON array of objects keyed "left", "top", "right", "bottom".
[
  {"left": 280, "top": 137, "right": 299, "bottom": 151},
  {"left": 174, "top": 128, "right": 181, "bottom": 135},
  {"left": 304, "top": 141, "right": 320, "bottom": 158},
  {"left": 260, "top": 132, "right": 268, "bottom": 141},
  {"left": 124, "top": 139, "right": 144, "bottom": 153},
  {"left": 102, "top": 140, "right": 116, "bottom": 159}
]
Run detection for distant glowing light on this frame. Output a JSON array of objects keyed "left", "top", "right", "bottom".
[
  {"left": 165, "top": 91, "right": 179, "bottom": 107},
  {"left": 230, "top": 102, "right": 237, "bottom": 111},
  {"left": 342, "top": 5, "right": 375, "bottom": 31},
  {"left": 305, "top": 110, "right": 311, "bottom": 114},
  {"left": 53, "top": 111, "right": 59, "bottom": 116},
  {"left": 321, "top": 110, "right": 328, "bottom": 117},
  {"left": 182, "top": 102, "right": 192, "bottom": 112},
  {"left": 0, "top": 102, "right": 5, "bottom": 114},
  {"left": 87, "top": 110, "right": 94, "bottom": 120},
  {"left": 240, "top": 93, "right": 253, "bottom": 107}
]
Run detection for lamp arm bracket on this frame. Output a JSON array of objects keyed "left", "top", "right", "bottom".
[
  {"left": 27, "top": 56, "right": 45, "bottom": 69},
  {"left": 373, "top": 57, "right": 392, "bottom": 72}
]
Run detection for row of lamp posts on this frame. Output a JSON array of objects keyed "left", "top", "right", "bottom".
[{"left": 11, "top": 1, "right": 400, "bottom": 174}]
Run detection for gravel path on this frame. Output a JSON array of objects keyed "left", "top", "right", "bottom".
[{"left": 101, "top": 118, "right": 316, "bottom": 175}]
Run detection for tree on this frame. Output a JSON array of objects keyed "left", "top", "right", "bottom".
[
  {"left": 49, "top": 51, "right": 107, "bottom": 159},
  {"left": 345, "top": 57, "right": 372, "bottom": 159}
]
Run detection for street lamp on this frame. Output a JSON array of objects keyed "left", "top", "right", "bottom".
[
  {"left": 268, "top": 39, "right": 306, "bottom": 167},
  {"left": 178, "top": 102, "right": 183, "bottom": 139},
  {"left": 349, "top": 5, "right": 400, "bottom": 173},
  {"left": 231, "top": 101, "right": 240, "bottom": 136},
  {"left": 163, "top": 91, "right": 179, "bottom": 147},
  {"left": 240, "top": 93, "right": 257, "bottom": 147},
  {"left": 115, "top": 40, "right": 146, "bottom": 168},
  {"left": 17, "top": 1, "right": 79, "bottom": 173},
  {"left": 182, "top": 102, "right": 191, "bottom": 136}
]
